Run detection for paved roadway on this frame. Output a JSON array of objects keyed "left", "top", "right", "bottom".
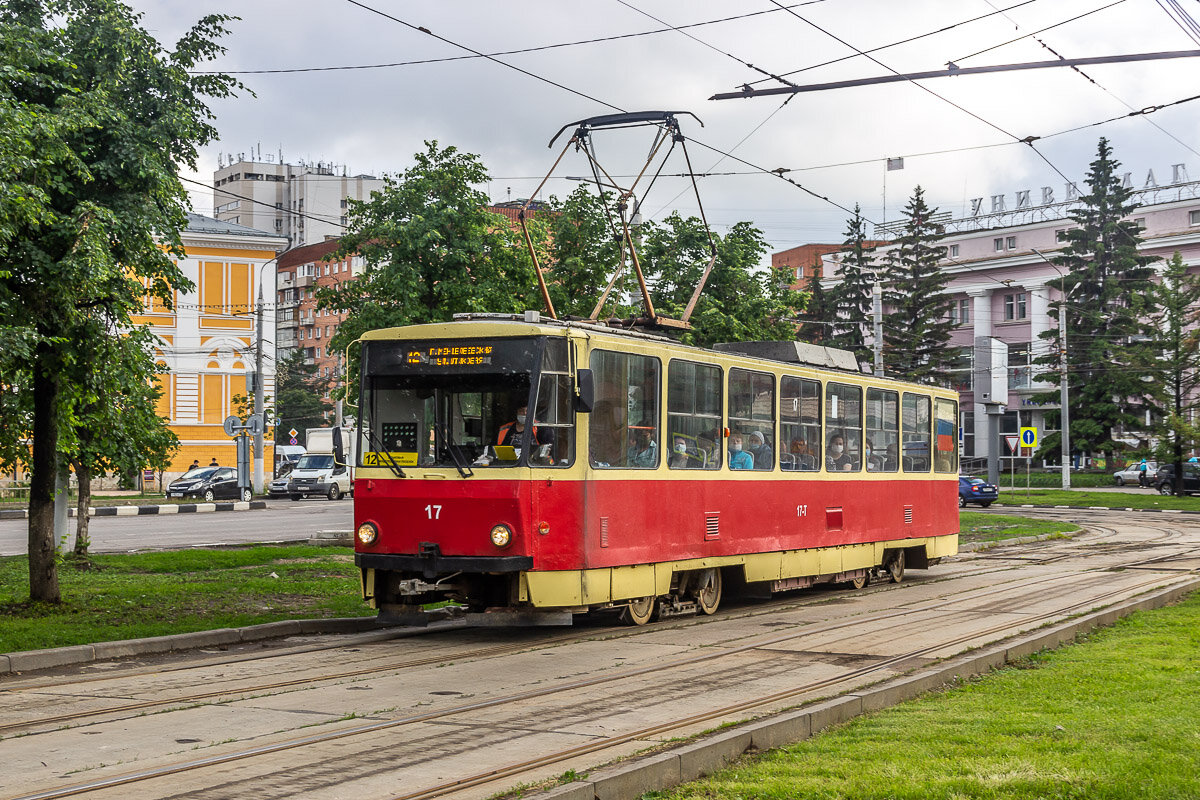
[
  {"left": 0, "top": 499, "right": 353, "bottom": 556},
  {"left": 2, "top": 508, "right": 1197, "bottom": 800}
]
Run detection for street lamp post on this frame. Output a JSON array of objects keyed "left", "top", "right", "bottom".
[{"left": 1031, "top": 248, "right": 1070, "bottom": 489}]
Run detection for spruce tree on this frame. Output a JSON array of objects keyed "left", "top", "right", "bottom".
[
  {"left": 881, "top": 187, "right": 954, "bottom": 383},
  {"left": 1149, "top": 252, "right": 1200, "bottom": 493},
  {"left": 827, "top": 205, "right": 876, "bottom": 364},
  {"left": 797, "top": 262, "right": 832, "bottom": 343},
  {"left": 1032, "top": 138, "right": 1159, "bottom": 461}
]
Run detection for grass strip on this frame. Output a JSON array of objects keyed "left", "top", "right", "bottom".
[
  {"left": 0, "top": 545, "right": 373, "bottom": 653},
  {"left": 958, "top": 511, "right": 1077, "bottom": 545},
  {"left": 995, "top": 488, "right": 1200, "bottom": 510},
  {"left": 656, "top": 592, "right": 1200, "bottom": 800}
]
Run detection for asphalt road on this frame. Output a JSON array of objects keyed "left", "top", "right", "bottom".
[{"left": 0, "top": 499, "right": 354, "bottom": 556}]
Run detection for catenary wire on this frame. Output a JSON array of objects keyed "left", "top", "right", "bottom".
[
  {"left": 189, "top": 2, "right": 828, "bottom": 76},
  {"left": 953, "top": 0, "right": 1129, "bottom": 63}
]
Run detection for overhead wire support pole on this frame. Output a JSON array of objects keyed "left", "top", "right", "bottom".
[{"left": 709, "top": 50, "right": 1200, "bottom": 100}]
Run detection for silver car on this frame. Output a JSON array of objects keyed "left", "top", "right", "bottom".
[{"left": 1113, "top": 461, "right": 1156, "bottom": 486}]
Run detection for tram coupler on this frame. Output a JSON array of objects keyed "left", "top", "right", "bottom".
[{"left": 656, "top": 598, "right": 699, "bottom": 619}]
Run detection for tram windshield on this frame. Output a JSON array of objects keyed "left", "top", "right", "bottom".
[{"left": 358, "top": 336, "right": 575, "bottom": 469}]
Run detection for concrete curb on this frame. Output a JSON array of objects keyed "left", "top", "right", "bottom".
[
  {"left": 531, "top": 577, "right": 1200, "bottom": 800},
  {"left": 0, "top": 616, "right": 388, "bottom": 676},
  {"left": 959, "top": 532, "right": 1062, "bottom": 551},
  {"left": 0, "top": 500, "right": 268, "bottom": 521}
]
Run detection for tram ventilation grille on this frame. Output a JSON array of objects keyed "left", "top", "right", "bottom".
[
  {"left": 705, "top": 513, "right": 720, "bottom": 540},
  {"left": 904, "top": 506, "right": 913, "bottom": 525},
  {"left": 600, "top": 517, "right": 609, "bottom": 547}
]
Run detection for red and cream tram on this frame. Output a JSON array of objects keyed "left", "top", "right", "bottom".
[{"left": 352, "top": 314, "right": 959, "bottom": 624}]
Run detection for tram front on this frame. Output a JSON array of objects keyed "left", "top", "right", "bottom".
[{"left": 352, "top": 322, "right": 582, "bottom": 619}]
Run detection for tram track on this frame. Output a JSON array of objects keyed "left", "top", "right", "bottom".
[
  {"left": 6, "top": 556, "right": 1195, "bottom": 800},
  {"left": 4, "top": 530, "right": 1196, "bottom": 739}
]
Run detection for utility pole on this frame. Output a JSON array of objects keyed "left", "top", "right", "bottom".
[
  {"left": 1059, "top": 302, "right": 1071, "bottom": 489},
  {"left": 872, "top": 278, "right": 883, "bottom": 377},
  {"left": 254, "top": 281, "right": 265, "bottom": 494}
]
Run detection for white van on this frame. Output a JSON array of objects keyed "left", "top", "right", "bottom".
[{"left": 287, "top": 427, "right": 355, "bottom": 500}]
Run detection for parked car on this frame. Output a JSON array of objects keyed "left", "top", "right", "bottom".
[
  {"left": 1154, "top": 463, "right": 1200, "bottom": 495},
  {"left": 165, "top": 467, "right": 250, "bottom": 502},
  {"left": 1113, "top": 461, "right": 1156, "bottom": 486},
  {"left": 267, "top": 475, "right": 292, "bottom": 498},
  {"left": 958, "top": 475, "right": 999, "bottom": 508}
]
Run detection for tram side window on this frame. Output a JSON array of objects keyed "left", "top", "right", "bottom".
[
  {"left": 589, "top": 349, "right": 660, "bottom": 469},
  {"left": 934, "top": 398, "right": 959, "bottom": 473},
  {"left": 902, "top": 393, "right": 932, "bottom": 472},
  {"left": 780, "top": 377, "right": 820, "bottom": 471},
  {"left": 728, "top": 369, "right": 775, "bottom": 470},
  {"left": 825, "top": 383, "right": 863, "bottom": 472},
  {"left": 667, "top": 360, "right": 722, "bottom": 470},
  {"left": 865, "top": 388, "right": 899, "bottom": 472},
  {"left": 532, "top": 339, "right": 574, "bottom": 467}
]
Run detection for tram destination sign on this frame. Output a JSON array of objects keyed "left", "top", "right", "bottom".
[{"left": 366, "top": 338, "right": 539, "bottom": 375}]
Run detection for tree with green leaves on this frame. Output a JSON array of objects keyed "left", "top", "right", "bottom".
[
  {"left": 0, "top": 0, "right": 240, "bottom": 601},
  {"left": 66, "top": 326, "right": 178, "bottom": 557},
  {"left": 796, "top": 265, "right": 833, "bottom": 344},
  {"left": 319, "top": 142, "right": 542, "bottom": 377},
  {"left": 881, "top": 187, "right": 954, "bottom": 383},
  {"left": 1033, "top": 138, "right": 1159, "bottom": 463},
  {"left": 828, "top": 205, "right": 877, "bottom": 364},
  {"left": 639, "top": 214, "right": 806, "bottom": 349},
  {"left": 273, "top": 349, "right": 332, "bottom": 448},
  {"left": 1147, "top": 252, "right": 1200, "bottom": 493},
  {"left": 544, "top": 186, "right": 633, "bottom": 319}
]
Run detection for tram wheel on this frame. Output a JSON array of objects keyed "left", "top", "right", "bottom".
[
  {"left": 620, "top": 595, "right": 656, "bottom": 626},
  {"left": 886, "top": 550, "right": 906, "bottom": 584},
  {"left": 848, "top": 574, "right": 869, "bottom": 590},
  {"left": 693, "top": 568, "right": 722, "bottom": 615}
]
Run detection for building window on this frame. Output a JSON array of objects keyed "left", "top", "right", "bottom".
[
  {"left": 994, "top": 238, "right": 1004, "bottom": 252},
  {"left": 340, "top": 198, "right": 348, "bottom": 208},
  {"left": 1132, "top": 217, "right": 1146, "bottom": 230},
  {"left": 951, "top": 298, "right": 970, "bottom": 325},
  {"left": 1190, "top": 210, "right": 1200, "bottom": 226},
  {"left": 1004, "top": 292, "right": 1027, "bottom": 321},
  {"left": 1055, "top": 228, "right": 1068, "bottom": 242},
  {"left": 948, "top": 244, "right": 959, "bottom": 257},
  {"left": 1006, "top": 236, "right": 1017, "bottom": 250}
]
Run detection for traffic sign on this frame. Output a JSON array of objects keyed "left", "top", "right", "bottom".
[
  {"left": 290, "top": 437, "right": 299, "bottom": 445},
  {"left": 246, "top": 414, "right": 263, "bottom": 436},
  {"left": 288, "top": 428, "right": 298, "bottom": 438},
  {"left": 223, "top": 415, "right": 242, "bottom": 437},
  {"left": 1005, "top": 435, "right": 1019, "bottom": 453},
  {"left": 1019, "top": 427, "right": 1039, "bottom": 448}
]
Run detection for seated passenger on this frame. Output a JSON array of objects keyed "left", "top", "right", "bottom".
[
  {"left": 826, "top": 434, "right": 853, "bottom": 471},
  {"left": 790, "top": 438, "right": 816, "bottom": 470},
  {"left": 630, "top": 429, "right": 658, "bottom": 468},
  {"left": 748, "top": 430, "right": 772, "bottom": 470},
  {"left": 670, "top": 436, "right": 691, "bottom": 468},
  {"left": 864, "top": 438, "right": 883, "bottom": 471},
  {"left": 728, "top": 433, "right": 753, "bottom": 470}
]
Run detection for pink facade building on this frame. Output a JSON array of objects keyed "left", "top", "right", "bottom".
[{"left": 814, "top": 174, "right": 1200, "bottom": 466}]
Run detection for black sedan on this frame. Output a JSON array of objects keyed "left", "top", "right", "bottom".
[
  {"left": 166, "top": 467, "right": 251, "bottom": 502},
  {"left": 959, "top": 475, "right": 999, "bottom": 508}
]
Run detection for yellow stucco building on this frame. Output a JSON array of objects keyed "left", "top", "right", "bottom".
[{"left": 132, "top": 214, "right": 287, "bottom": 478}]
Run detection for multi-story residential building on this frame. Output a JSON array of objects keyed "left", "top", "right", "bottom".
[
  {"left": 134, "top": 214, "right": 287, "bottom": 477},
  {"left": 813, "top": 170, "right": 1200, "bottom": 467},
  {"left": 212, "top": 155, "right": 382, "bottom": 246},
  {"left": 276, "top": 238, "right": 364, "bottom": 404}
]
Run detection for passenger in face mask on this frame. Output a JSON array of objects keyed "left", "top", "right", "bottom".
[
  {"left": 728, "top": 433, "right": 754, "bottom": 470},
  {"left": 826, "top": 433, "right": 853, "bottom": 471},
  {"left": 670, "top": 436, "right": 691, "bottom": 468},
  {"left": 864, "top": 438, "right": 883, "bottom": 471}
]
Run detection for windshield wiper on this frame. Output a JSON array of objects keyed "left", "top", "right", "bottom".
[
  {"left": 438, "top": 422, "right": 474, "bottom": 478},
  {"left": 364, "top": 426, "right": 406, "bottom": 478}
]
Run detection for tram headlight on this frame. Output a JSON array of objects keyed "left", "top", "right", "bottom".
[
  {"left": 356, "top": 522, "right": 379, "bottom": 546},
  {"left": 490, "top": 524, "right": 512, "bottom": 548}
]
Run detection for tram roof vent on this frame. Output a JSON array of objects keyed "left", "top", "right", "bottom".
[{"left": 712, "top": 341, "right": 862, "bottom": 372}]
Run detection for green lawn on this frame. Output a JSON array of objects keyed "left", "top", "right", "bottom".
[
  {"left": 958, "top": 511, "right": 1077, "bottom": 545},
  {"left": 996, "top": 488, "right": 1200, "bottom": 510},
  {"left": 657, "top": 592, "right": 1200, "bottom": 800},
  {"left": 0, "top": 546, "right": 373, "bottom": 653}
]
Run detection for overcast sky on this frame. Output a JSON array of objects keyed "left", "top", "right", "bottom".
[{"left": 131, "top": 0, "right": 1200, "bottom": 257}]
